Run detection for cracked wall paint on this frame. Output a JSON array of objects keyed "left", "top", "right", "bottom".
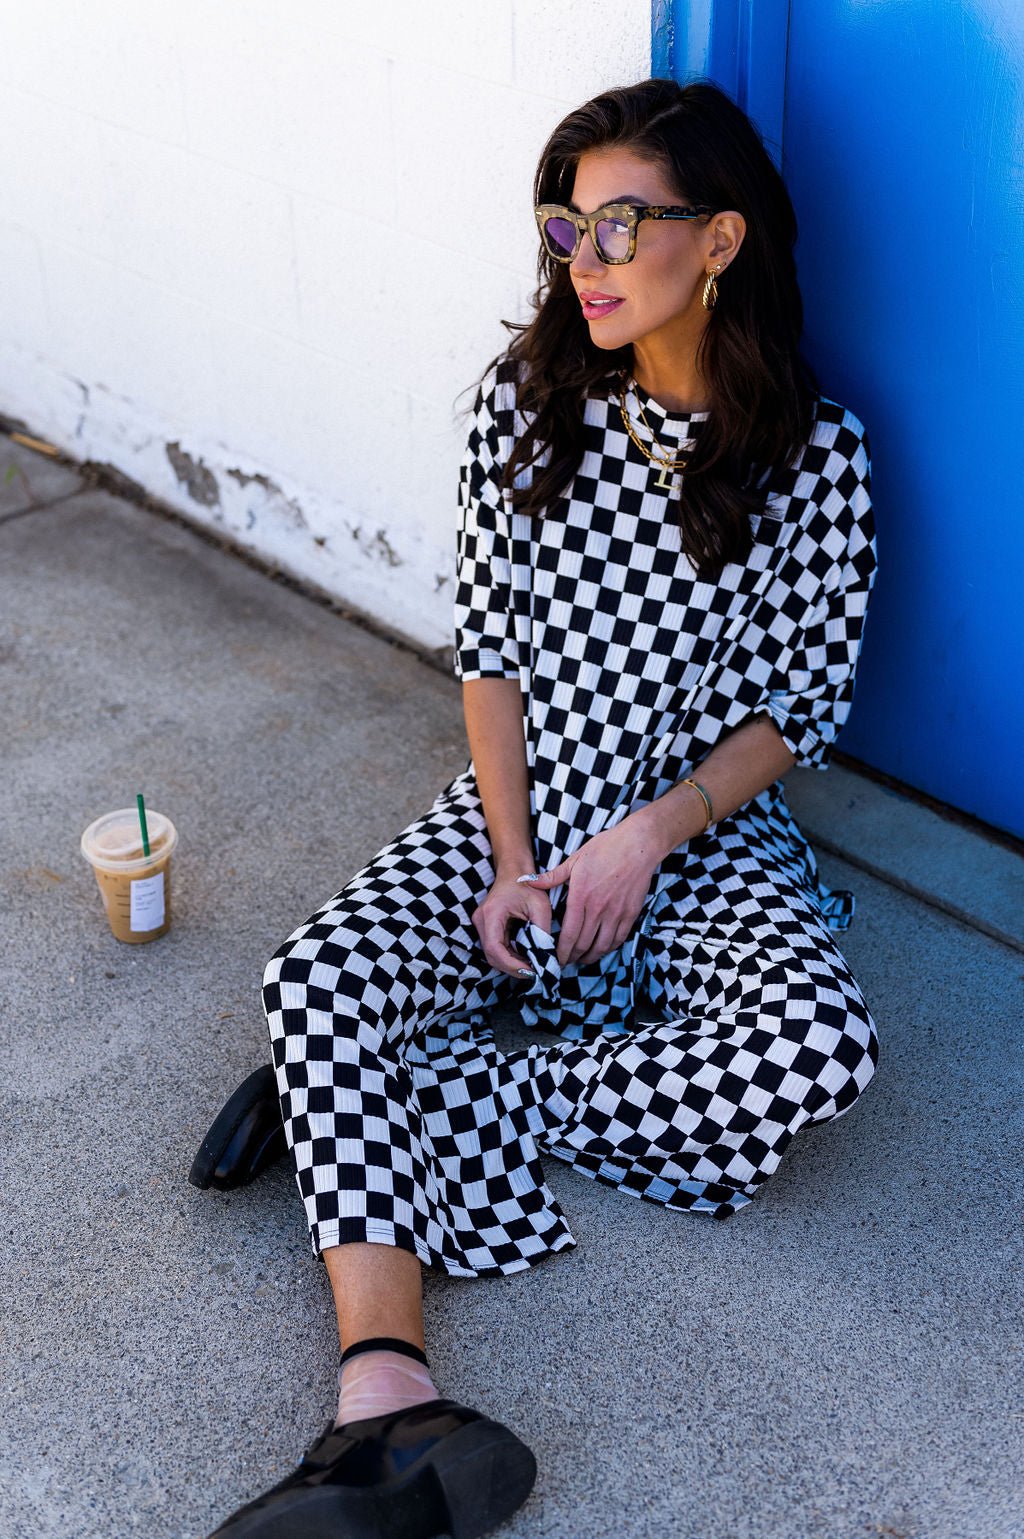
[
  {"left": 227, "top": 467, "right": 307, "bottom": 531},
  {"left": 3, "top": 350, "right": 473, "bottom": 661},
  {"left": 348, "top": 524, "right": 403, "bottom": 567},
  {"left": 166, "top": 442, "right": 220, "bottom": 507}
]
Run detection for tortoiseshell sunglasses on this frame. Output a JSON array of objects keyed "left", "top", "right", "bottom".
[{"left": 534, "top": 201, "right": 716, "bottom": 265}]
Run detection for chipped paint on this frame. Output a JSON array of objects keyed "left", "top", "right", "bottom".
[
  {"left": 227, "top": 467, "right": 307, "bottom": 530},
  {"left": 373, "top": 529, "right": 401, "bottom": 566},
  {"left": 166, "top": 441, "right": 220, "bottom": 507},
  {"left": 348, "top": 523, "right": 403, "bottom": 567}
]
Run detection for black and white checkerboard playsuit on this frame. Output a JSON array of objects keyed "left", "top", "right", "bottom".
[{"left": 262, "top": 356, "right": 880, "bottom": 1278}]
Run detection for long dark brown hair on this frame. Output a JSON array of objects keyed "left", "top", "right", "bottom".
[{"left": 480, "top": 77, "right": 820, "bottom": 580}]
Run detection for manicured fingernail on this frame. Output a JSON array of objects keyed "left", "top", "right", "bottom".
[
  {"left": 516, "top": 873, "right": 539, "bottom": 884},
  {"left": 517, "top": 968, "right": 533, "bottom": 977}
]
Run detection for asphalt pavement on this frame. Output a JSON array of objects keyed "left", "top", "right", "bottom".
[{"left": 2, "top": 434, "right": 1021, "bottom": 1539}]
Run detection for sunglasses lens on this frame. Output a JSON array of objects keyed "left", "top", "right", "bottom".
[
  {"left": 595, "top": 216, "right": 630, "bottom": 261},
  {"left": 543, "top": 216, "right": 577, "bottom": 258}
]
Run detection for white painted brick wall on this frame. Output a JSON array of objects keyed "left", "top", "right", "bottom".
[{"left": 0, "top": 0, "right": 650, "bottom": 655}]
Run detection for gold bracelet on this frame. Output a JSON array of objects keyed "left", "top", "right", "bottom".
[{"left": 681, "top": 777, "right": 714, "bottom": 833}]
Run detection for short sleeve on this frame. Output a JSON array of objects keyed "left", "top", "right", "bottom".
[
  {"left": 453, "top": 368, "right": 522, "bottom": 683},
  {"left": 765, "top": 414, "right": 878, "bottom": 770}
]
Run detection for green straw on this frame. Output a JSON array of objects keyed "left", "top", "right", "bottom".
[{"left": 136, "top": 793, "right": 152, "bottom": 858}]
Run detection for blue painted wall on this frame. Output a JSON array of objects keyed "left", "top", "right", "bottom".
[{"left": 654, "top": 1, "right": 1024, "bottom": 839}]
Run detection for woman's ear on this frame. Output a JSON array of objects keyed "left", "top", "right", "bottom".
[{"left": 706, "top": 211, "right": 746, "bottom": 271}]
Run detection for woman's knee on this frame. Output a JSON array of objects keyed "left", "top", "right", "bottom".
[
  {"left": 260, "top": 903, "right": 485, "bottom": 1057},
  {"left": 261, "top": 925, "right": 392, "bottom": 1040},
  {"left": 791, "top": 962, "right": 878, "bottom": 1122},
  {"left": 648, "top": 926, "right": 878, "bottom": 1096}
]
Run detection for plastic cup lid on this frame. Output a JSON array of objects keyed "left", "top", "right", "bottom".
[{"left": 81, "top": 808, "right": 178, "bottom": 873}]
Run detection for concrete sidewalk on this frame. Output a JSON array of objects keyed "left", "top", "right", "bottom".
[{"left": 2, "top": 436, "right": 1022, "bottom": 1539}]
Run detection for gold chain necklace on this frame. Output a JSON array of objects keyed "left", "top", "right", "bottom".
[{"left": 617, "top": 374, "right": 691, "bottom": 489}]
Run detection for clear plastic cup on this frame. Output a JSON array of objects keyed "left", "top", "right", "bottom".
[{"left": 81, "top": 808, "right": 178, "bottom": 944}]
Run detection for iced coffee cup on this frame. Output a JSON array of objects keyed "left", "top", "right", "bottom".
[{"left": 81, "top": 808, "right": 178, "bottom": 943}]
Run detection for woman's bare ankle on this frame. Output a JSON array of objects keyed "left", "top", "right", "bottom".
[
  {"left": 322, "top": 1240, "right": 427, "bottom": 1354},
  {"left": 321, "top": 1243, "right": 437, "bottom": 1428}
]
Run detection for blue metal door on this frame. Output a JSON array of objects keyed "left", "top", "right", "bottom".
[{"left": 655, "top": 1, "right": 1024, "bottom": 838}]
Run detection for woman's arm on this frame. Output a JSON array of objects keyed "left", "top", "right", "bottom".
[
  {"left": 462, "top": 678, "right": 534, "bottom": 875},
  {"left": 629, "top": 711, "right": 796, "bottom": 863},
  {"left": 463, "top": 677, "right": 553, "bottom": 977}
]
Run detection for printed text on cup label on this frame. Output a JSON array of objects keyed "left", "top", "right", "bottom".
[{"left": 130, "top": 871, "right": 165, "bottom": 931}]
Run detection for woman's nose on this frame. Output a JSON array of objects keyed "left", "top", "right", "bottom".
[{"left": 569, "top": 228, "right": 603, "bottom": 279}]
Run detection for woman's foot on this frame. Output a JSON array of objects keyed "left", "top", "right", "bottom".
[
  {"left": 188, "top": 1065, "right": 287, "bottom": 1190},
  {"left": 204, "top": 1398, "right": 538, "bottom": 1538}
]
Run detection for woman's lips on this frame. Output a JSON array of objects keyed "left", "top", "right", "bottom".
[{"left": 580, "top": 294, "right": 625, "bottom": 320}]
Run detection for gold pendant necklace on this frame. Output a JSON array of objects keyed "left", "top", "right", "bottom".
[{"left": 617, "top": 374, "right": 690, "bottom": 486}]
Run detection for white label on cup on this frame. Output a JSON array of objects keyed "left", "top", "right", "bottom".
[{"left": 130, "top": 870, "right": 165, "bottom": 931}]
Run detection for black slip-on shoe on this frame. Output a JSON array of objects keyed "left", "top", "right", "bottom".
[
  {"left": 188, "top": 1065, "right": 288, "bottom": 1191},
  {"left": 205, "top": 1397, "right": 538, "bottom": 1539}
]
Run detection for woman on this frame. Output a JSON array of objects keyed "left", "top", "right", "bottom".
[{"left": 203, "top": 76, "right": 878, "bottom": 1539}]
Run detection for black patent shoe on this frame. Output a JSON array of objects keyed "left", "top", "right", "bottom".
[
  {"left": 188, "top": 1064, "right": 288, "bottom": 1190},
  {"left": 205, "top": 1397, "right": 538, "bottom": 1538}
]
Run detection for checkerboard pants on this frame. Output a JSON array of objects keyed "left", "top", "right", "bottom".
[{"left": 262, "top": 770, "right": 878, "bottom": 1278}]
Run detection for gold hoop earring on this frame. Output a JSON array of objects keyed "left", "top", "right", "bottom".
[{"left": 702, "top": 264, "right": 723, "bottom": 311}]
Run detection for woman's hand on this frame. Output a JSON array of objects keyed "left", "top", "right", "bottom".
[
  {"left": 472, "top": 867, "right": 554, "bottom": 978},
  {"left": 518, "top": 818, "right": 662, "bottom": 968}
]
